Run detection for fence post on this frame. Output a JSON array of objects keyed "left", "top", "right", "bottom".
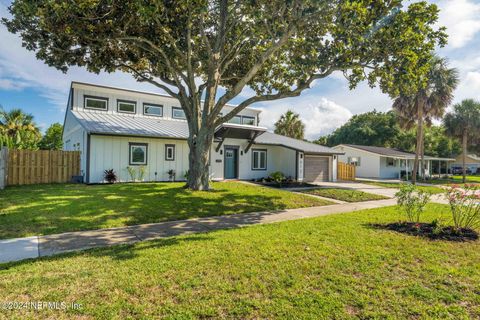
[{"left": 0, "top": 147, "right": 7, "bottom": 190}]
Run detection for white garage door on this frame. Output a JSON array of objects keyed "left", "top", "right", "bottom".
[{"left": 304, "top": 156, "right": 329, "bottom": 182}]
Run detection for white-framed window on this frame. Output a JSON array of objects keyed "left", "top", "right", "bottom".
[
  {"left": 252, "top": 149, "right": 267, "bottom": 170},
  {"left": 129, "top": 143, "right": 148, "bottom": 165},
  {"left": 143, "top": 103, "right": 163, "bottom": 117},
  {"left": 348, "top": 156, "right": 361, "bottom": 166},
  {"left": 386, "top": 157, "right": 395, "bottom": 167},
  {"left": 165, "top": 144, "right": 175, "bottom": 161},
  {"left": 228, "top": 115, "right": 242, "bottom": 124},
  {"left": 172, "top": 107, "right": 186, "bottom": 119},
  {"left": 242, "top": 116, "right": 256, "bottom": 125},
  {"left": 117, "top": 100, "right": 136, "bottom": 114},
  {"left": 84, "top": 96, "right": 108, "bottom": 110}
]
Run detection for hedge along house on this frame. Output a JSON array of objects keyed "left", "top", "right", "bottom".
[
  {"left": 332, "top": 144, "right": 455, "bottom": 180},
  {"left": 63, "top": 82, "right": 342, "bottom": 184}
]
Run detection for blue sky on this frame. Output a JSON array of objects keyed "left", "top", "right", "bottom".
[{"left": 0, "top": 0, "right": 479, "bottom": 139}]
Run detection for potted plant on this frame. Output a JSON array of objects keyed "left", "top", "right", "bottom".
[
  {"left": 103, "top": 169, "right": 117, "bottom": 184},
  {"left": 167, "top": 169, "right": 176, "bottom": 182}
]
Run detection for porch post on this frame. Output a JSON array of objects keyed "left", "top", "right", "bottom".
[{"left": 406, "top": 160, "right": 409, "bottom": 181}]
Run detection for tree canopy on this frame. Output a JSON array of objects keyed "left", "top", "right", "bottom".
[
  {"left": 0, "top": 107, "right": 41, "bottom": 149},
  {"left": 274, "top": 110, "right": 305, "bottom": 140},
  {"left": 38, "top": 123, "right": 64, "bottom": 150},
  {"left": 3, "top": 0, "right": 447, "bottom": 189}
]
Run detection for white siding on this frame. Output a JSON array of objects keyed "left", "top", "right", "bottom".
[
  {"left": 88, "top": 135, "right": 189, "bottom": 183},
  {"left": 209, "top": 138, "right": 297, "bottom": 180},
  {"left": 379, "top": 157, "right": 402, "bottom": 179},
  {"left": 71, "top": 82, "right": 260, "bottom": 123},
  {"left": 63, "top": 110, "right": 87, "bottom": 178},
  {"left": 333, "top": 146, "right": 381, "bottom": 178}
]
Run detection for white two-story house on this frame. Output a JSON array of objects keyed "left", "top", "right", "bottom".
[{"left": 63, "top": 82, "right": 342, "bottom": 183}]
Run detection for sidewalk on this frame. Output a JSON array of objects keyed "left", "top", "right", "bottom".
[{"left": 0, "top": 198, "right": 397, "bottom": 264}]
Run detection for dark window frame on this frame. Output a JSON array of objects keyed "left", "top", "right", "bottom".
[
  {"left": 242, "top": 116, "right": 256, "bottom": 125},
  {"left": 251, "top": 148, "right": 267, "bottom": 171},
  {"left": 165, "top": 144, "right": 175, "bottom": 161},
  {"left": 84, "top": 95, "right": 108, "bottom": 111},
  {"left": 129, "top": 142, "right": 148, "bottom": 165},
  {"left": 117, "top": 99, "right": 136, "bottom": 114},
  {"left": 171, "top": 107, "right": 186, "bottom": 119},
  {"left": 143, "top": 103, "right": 163, "bottom": 117}
]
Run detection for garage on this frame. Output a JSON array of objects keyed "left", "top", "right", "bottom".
[{"left": 304, "top": 155, "right": 330, "bottom": 182}]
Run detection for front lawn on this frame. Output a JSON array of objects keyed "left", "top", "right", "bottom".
[
  {"left": 1, "top": 204, "right": 479, "bottom": 319},
  {"left": 363, "top": 181, "right": 445, "bottom": 194},
  {"left": 299, "top": 188, "right": 389, "bottom": 202},
  {"left": 428, "top": 175, "right": 480, "bottom": 186},
  {"left": 0, "top": 182, "right": 331, "bottom": 239}
]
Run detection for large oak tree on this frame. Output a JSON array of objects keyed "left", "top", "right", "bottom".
[{"left": 4, "top": 0, "right": 446, "bottom": 190}]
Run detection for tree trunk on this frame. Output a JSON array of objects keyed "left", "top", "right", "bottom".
[
  {"left": 462, "top": 131, "right": 468, "bottom": 184},
  {"left": 420, "top": 129, "right": 426, "bottom": 181},
  {"left": 186, "top": 127, "right": 215, "bottom": 190},
  {"left": 412, "top": 103, "right": 424, "bottom": 184}
]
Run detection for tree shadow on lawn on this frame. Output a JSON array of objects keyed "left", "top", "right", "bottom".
[
  {"left": 366, "top": 222, "right": 479, "bottom": 242},
  {"left": 0, "top": 183, "right": 294, "bottom": 239}
]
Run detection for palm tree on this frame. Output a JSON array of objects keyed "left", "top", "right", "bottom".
[
  {"left": 444, "top": 99, "right": 480, "bottom": 183},
  {"left": 274, "top": 110, "right": 305, "bottom": 140},
  {"left": 392, "top": 56, "right": 459, "bottom": 183},
  {"left": 0, "top": 107, "right": 41, "bottom": 149}
]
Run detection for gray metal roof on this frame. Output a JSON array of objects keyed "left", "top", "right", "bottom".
[
  {"left": 256, "top": 132, "right": 343, "bottom": 155},
  {"left": 72, "top": 110, "right": 190, "bottom": 139},
  {"left": 340, "top": 144, "right": 455, "bottom": 161},
  {"left": 71, "top": 110, "right": 340, "bottom": 154}
]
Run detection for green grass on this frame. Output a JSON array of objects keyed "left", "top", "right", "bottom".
[
  {"left": 1, "top": 204, "right": 479, "bottom": 319},
  {"left": 363, "top": 181, "right": 445, "bottom": 194},
  {"left": 300, "top": 188, "right": 389, "bottom": 202},
  {"left": 0, "top": 182, "right": 331, "bottom": 239},
  {"left": 427, "top": 175, "right": 480, "bottom": 186}
]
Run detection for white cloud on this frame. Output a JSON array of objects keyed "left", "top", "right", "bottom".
[
  {"left": 436, "top": 0, "right": 480, "bottom": 49},
  {"left": 0, "top": 78, "right": 29, "bottom": 90},
  {"left": 257, "top": 96, "right": 352, "bottom": 140}
]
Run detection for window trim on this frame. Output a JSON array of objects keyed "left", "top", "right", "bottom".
[
  {"left": 129, "top": 143, "right": 148, "bottom": 165},
  {"left": 242, "top": 116, "right": 256, "bottom": 125},
  {"left": 117, "top": 99, "right": 136, "bottom": 114},
  {"left": 251, "top": 149, "right": 267, "bottom": 171},
  {"left": 228, "top": 115, "right": 242, "bottom": 124},
  {"left": 165, "top": 144, "right": 175, "bottom": 161},
  {"left": 84, "top": 95, "right": 108, "bottom": 111},
  {"left": 171, "top": 107, "right": 186, "bottom": 119},
  {"left": 143, "top": 103, "right": 163, "bottom": 117}
]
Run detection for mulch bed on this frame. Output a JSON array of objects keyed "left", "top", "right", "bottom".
[{"left": 371, "top": 222, "right": 478, "bottom": 242}]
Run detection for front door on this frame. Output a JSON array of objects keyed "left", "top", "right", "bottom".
[{"left": 224, "top": 147, "right": 238, "bottom": 179}]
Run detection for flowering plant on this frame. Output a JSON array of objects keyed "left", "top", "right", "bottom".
[
  {"left": 395, "top": 184, "right": 431, "bottom": 222},
  {"left": 445, "top": 184, "right": 480, "bottom": 230}
]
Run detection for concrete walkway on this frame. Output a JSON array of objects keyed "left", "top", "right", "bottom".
[{"left": 0, "top": 198, "right": 397, "bottom": 264}]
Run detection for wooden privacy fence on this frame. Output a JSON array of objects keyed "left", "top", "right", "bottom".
[
  {"left": 6, "top": 149, "right": 81, "bottom": 185},
  {"left": 337, "top": 161, "right": 356, "bottom": 181}
]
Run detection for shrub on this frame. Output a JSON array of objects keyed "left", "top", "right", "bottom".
[
  {"left": 395, "top": 184, "right": 431, "bottom": 223},
  {"left": 269, "top": 171, "right": 285, "bottom": 186},
  {"left": 126, "top": 166, "right": 136, "bottom": 182},
  {"left": 167, "top": 169, "right": 176, "bottom": 181},
  {"left": 445, "top": 184, "right": 480, "bottom": 230},
  {"left": 137, "top": 166, "right": 147, "bottom": 181},
  {"left": 184, "top": 170, "right": 189, "bottom": 180},
  {"left": 103, "top": 169, "right": 117, "bottom": 183}
]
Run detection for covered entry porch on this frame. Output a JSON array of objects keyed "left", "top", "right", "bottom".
[{"left": 384, "top": 156, "right": 455, "bottom": 180}]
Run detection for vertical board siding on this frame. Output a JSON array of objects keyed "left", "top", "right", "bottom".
[
  {"left": 337, "top": 162, "right": 356, "bottom": 181},
  {"left": 6, "top": 149, "right": 81, "bottom": 185}
]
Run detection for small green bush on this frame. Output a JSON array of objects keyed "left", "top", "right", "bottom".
[
  {"left": 395, "top": 184, "right": 431, "bottom": 223},
  {"left": 269, "top": 171, "right": 285, "bottom": 186}
]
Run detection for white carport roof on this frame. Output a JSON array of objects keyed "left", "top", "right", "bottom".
[{"left": 337, "top": 144, "right": 455, "bottom": 161}]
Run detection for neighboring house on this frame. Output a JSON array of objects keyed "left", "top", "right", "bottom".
[
  {"left": 63, "top": 82, "right": 342, "bottom": 183},
  {"left": 452, "top": 153, "right": 480, "bottom": 172},
  {"left": 332, "top": 144, "right": 455, "bottom": 179}
]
